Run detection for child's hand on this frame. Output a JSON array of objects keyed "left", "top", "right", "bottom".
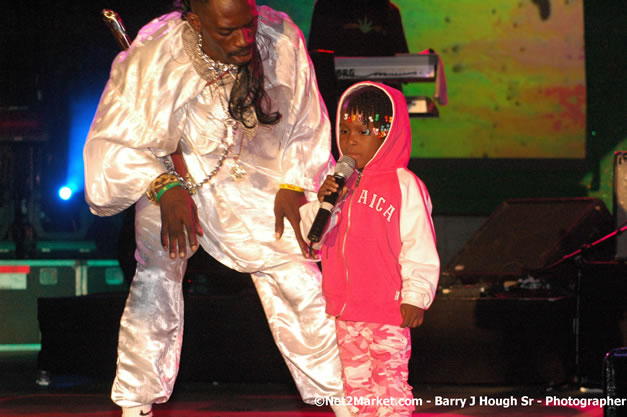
[
  {"left": 317, "top": 175, "right": 347, "bottom": 202},
  {"left": 400, "top": 304, "right": 425, "bottom": 328}
]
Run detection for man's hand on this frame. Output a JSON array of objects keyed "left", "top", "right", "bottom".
[
  {"left": 159, "top": 185, "right": 203, "bottom": 259},
  {"left": 400, "top": 304, "right": 425, "bottom": 328},
  {"left": 274, "top": 188, "right": 310, "bottom": 258}
]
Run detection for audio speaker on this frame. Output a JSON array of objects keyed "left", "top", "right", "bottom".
[
  {"left": 614, "top": 152, "right": 627, "bottom": 259},
  {"left": 444, "top": 197, "right": 615, "bottom": 283},
  {"left": 1, "top": 261, "right": 78, "bottom": 345}
]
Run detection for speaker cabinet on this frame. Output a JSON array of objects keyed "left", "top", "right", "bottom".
[
  {"left": 0, "top": 261, "right": 77, "bottom": 344},
  {"left": 444, "top": 197, "right": 615, "bottom": 283}
]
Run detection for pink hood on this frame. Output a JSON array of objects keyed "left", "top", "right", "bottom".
[{"left": 336, "top": 81, "right": 412, "bottom": 173}]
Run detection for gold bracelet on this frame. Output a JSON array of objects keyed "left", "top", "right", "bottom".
[
  {"left": 146, "top": 173, "right": 182, "bottom": 205},
  {"left": 279, "top": 183, "right": 304, "bottom": 192}
]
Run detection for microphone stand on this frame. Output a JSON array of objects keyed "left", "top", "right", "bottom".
[{"left": 533, "top": 220, "right": 627, "bottom": 387}]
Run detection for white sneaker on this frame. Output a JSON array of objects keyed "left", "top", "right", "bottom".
[{"left": 121, "top": 405, "right": 153, "bottom": 417}]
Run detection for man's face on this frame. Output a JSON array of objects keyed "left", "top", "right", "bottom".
[{"left": 188, "top": 0, "right": 258, "bottom": 66}]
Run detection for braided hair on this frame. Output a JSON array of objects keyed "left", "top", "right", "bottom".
[
  {"left": 174, "top": 0, "right": 281, "bottom": 128},
  {"left": 341, "top": 86, "right": 393, "bottom": 132}
]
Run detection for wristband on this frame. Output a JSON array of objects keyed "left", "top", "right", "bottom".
[
  {"left": 279, "top": 184, "right": 304, "bottom": 192},
  {"left": 156, "top": 181, "right": 182, "bottom": 203}
]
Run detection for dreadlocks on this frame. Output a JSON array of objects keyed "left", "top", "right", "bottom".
[{"left": 173, "top": 0, "right": 281, "bottom": 128}]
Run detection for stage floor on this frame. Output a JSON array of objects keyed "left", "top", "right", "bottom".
[{"left": 0, "top": 352, "right": 611, "bottom": 417}]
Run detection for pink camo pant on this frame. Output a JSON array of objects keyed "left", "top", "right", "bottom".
[{"left": 335, "top": 319, "right": 414, "bottom": 417}]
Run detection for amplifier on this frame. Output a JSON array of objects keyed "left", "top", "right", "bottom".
[{"left": 0, "top": 259, "right": 127, "bottom": 347}]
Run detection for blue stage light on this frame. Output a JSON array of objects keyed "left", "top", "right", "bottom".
[
  {"left": 59, "top": 186, "right": 73, "bottom": 201},
  {"left": 65, "top": 92, "right": 102, "bottom": 197}
]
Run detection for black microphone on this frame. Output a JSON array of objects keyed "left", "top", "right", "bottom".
[{"left": 308, "top": 156, "right": 356, "bottom": 243}]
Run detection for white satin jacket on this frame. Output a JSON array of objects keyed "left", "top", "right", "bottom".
[{"left": 83, "top": 8, "right": 333, "bottom": 271}]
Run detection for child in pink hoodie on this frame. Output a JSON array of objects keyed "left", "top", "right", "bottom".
[{"left": 300, "top": 81, "right": 440, "bottom": 416}]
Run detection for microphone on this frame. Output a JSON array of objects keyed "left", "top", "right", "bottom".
[
  {"left": 102, "top": 9, "right": 132, "bottom": 51},
  {"left": 307, "top": 156, "right": 356, "bottom": 243}
]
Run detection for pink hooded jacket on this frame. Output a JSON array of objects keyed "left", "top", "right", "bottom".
[{"left": 301, "top": 81, "right": 440, "bottom": 326}]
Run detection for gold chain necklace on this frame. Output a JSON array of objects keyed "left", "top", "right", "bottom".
[{"left": 163, "top": 25, "right": 252, "bottom": 190}]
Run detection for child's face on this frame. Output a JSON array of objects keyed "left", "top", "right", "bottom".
[{"left": 339, "top": 111, "right": 386, "bottom": 169}]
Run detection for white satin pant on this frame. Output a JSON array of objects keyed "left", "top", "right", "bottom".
[{"left": 111, "top": 195, "right": 344, "bottom": 407}]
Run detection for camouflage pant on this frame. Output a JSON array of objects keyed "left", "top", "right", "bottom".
[{"left": 336, "top": 320, "right": 414, "bottom": 417}]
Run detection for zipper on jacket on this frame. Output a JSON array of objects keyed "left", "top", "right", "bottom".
[{"left": 336, "top": 170, "right": 362, "bottom": 318}]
